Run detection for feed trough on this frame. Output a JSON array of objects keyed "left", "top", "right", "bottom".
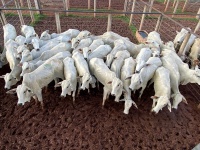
[{"left": 135, "top": 30, "right": 148, "bottom": 43}]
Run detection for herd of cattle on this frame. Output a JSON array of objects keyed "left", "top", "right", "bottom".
[{"left": 0, "top": 23, "right": 200, "bottom": 114}]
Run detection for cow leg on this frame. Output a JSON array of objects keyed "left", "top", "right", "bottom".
[
  {"left": 72, "top": 89, "right": 76, "bottom": 103},
  {"left": 102, "top": 87, "right": 109, "bottom": 106},
  {"left": 152, "top": 98, "right": 158, "bottom": 108},
  {"left": 139, "top": 85, "right": 146, "bottom": 99},
  {"left": 77, "top": 81, "right": 81, "bottom": 95},
  {"left": 36, "top": 90, "right": 44, "bottom": 109},
  {"left": 33, "top": 95, "right": 38, "bottom": 104}
]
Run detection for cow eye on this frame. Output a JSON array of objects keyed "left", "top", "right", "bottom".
[
  {"left": 28, "top": 90, "right": 31, "bottom": 92},
  {"left": 118, "top": 84, "right": 120, "bottom": 86},
  {"left": 9, "top": 79, "right": 11, "bottom": 81},
  {"left": 24, "top": 91, "right": 26, "bottom": 93}
]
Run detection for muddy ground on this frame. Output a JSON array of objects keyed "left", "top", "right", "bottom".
[{"left": 0, "top": 17, "right": 200, "bottom": 149}]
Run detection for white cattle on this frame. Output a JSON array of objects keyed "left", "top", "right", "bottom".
[
  {"left": 72, "top": 52, "right": 92, "bottom": 92},
  {"left": 89, "top": 58, "right": 123, "bottom": 105},
  {"left": 20, "top": 60, "right": 44, "bottom": 76},
  {"left": 76, "top": 30, "right": 91, "bottom": 39},
  {"left": 106, "top": 39, "right": 127, "bottom": 68},
  {"left": 21, "top": 25, "right": 37, "bottom": 41},
  {"left": 162, "top": 49, "right": 200, "bottom": 85},
  {"left": 87, "top": 45, "right": 112, "bottom": 61},
  {"left": 189, "top": 38, "right": 200, "bottom": 69},
  {"left": 2, "top": 40, "right": 21, "bottom": 89},
  {"left": 162, "top": 41, "right": 176, "bottom": 51},
  {"left": 82, "top": 39, "right": 104, "bottom": 59},
  {"left": 147, "top": 31, "right": 163, "bottom": 47},
  {"left": 15, "top": 35, "right": 26, "bottom": 45},
  {"left": 120, "top": 57, "right": 137, "bottom": 114},
  {"left": 55, "top": 57, "right": 77, "bottom": 101},
  {"left": 129, "top": 57, "right": 162, "bottom": 98},
  {"left": 7, "top": 59, "right": 64, "bottom": 107},
  {"left": 151, "top": 67, "right": 171, "bottom": 114},
  {"left": 173, "top": 28, "right": 190, "bottom": 50},
  {"left": 135, "top": 47, "right": 152, "bottom": 73},
  {"left": 3, "top": 23, "right": 17, "bottom": 44},
  {"left": 161, "top": 55, "right": 187, "bottom": 109},
  {"left": 72, "top": 38, "right": 92, "bottom": 51},
  {"left": 111, "top": 50, "right": 130, "bottom": 78},
  {"left": 40, "top": 30, "right": 51, "bottom": 41},
  {"left": 51, "top": 29, "right": 80, "bottom": 39},
  {"left": 20, "top": 40, "right": 60, "bottom": 64},
  {"left": 179, "top": 34, "right": 196, "bottom": 61}
]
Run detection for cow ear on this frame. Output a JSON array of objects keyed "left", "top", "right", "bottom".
[
  {"left": 107, "top": 81, "right": 112, "bottom": 84},
  {"left": 125, "top": 75, "right": 132, "bottom": 80},
  {"left": 6, "top": 88, "right": 17, "bottom": 94},
  {"left": 0, "top": 75, "right": 5, "bottom": 78},
  {"left": 151, "top": 96, "right": 159, "bottom": 99},
  {"left": 54, "top": 82, "right": 62, "bottom": 88}
]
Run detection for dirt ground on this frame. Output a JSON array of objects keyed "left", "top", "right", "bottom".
[{"left": 1, "top": 17, "right": 200, "bottom": 149}]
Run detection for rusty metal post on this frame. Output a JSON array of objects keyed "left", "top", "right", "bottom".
[
  {"left": 139, "top": 5, "right": 147, "bottom": 31},
  {"left": 27, "top": 0, "right": 35, "bottom": 23},
  {"left": 107, "top": 14, "right": 112, "bottom": 32},
  {"left": 155, "top": 14, "right": 163, "bottom": 32},
  {"left": 172, "top": 0, "right": 179, "bottom": 18},
  {"left": 129, "top": 0, "right": 136, "bottom": 26},
  {"left": 88, "top": 0, "right": 91, "bottom": 9},
  {"left": 94, "top": 0, "right": 96, "bottom": 17},
  {"left": 164, "top": 0, "right": 170, "bottom": 12},
  {"left": 55, "top": 12, "right": 61, "bottom": 33},
  {"left": 14, "top": 0, "right": 25, "bottom": 25},
  {"left": 182, "top": 0, "right": 189, "bottom": 12},
  {"left": 178, "top": 32, "right": 191, "bottom": 56}
]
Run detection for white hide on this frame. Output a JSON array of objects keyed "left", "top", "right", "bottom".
[
  {"left": 189, "top": 38, "right": 200, "bottom": 68},
  {"left": 72, "top": 38, "right": 93, "bottom": 52},
  {"left": 173, "top": 28, "right": 190, "bottom": 49},
  {"left": 15, "top": 35, "right": 26, "bottom": 45},
  {"left": 3, "top": 23, "right": 17, "bottom": 44}
]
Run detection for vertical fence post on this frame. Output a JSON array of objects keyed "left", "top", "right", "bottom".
[
  {"left": 172, "top": 0, "right": 177, "bottom": 7},
  {"left": 64, "top": 0, "right": 69, "bottom": 16},
  {"left": 164, "top": 0, "right": 167, "bottom": 4},
  {"left": 196, "top": 8, "right": 200, "bottom": 20},
  {"left": 123, "top": 0, "right": 128, "bottom": 16},
  {"left": 164, "top": 0, "right": 170, "bottom": 12},
  {"left": 139, "top": 5, "right": 147, "bottom": 31},
  {"left": 108, "top": 0, "right": 111, "bottom": 10},
  {"left": 67, "top": 0, "right": 70, "bottom": 9},
  {"left": 155, "top": 14, "right": 163, "bottom": 32},
  {"left": 34, "top": 0, "right": 41, "bottom": 14},
  {"left": 55, "top": 12, "right": 61, "bottom": 34},
  {"left": 94, "top": 0, "right": 96, "bottom": 17},
  {"left": 129, "top": 0, "right": 136, "bottom": 26},
  {"left": 178, "top": 32, "right": 191, "bottom": 56},
  {"left": 20, "top": 0, "right": 24, "bottom": 7},
  {"left": 14, "top": 0, "right": 25, "bottom": 25},
  {"left": 182, "top": 0, "right": 189, "bottom": 12},
  {"left": 172, "top": 0, "right": 179, "bottom": 18},
  {"left": 149, "top": 0, "right": 154, "bottom": 13},
  {"left": 1, "top": 0, "right": 6, "bottom": 8},
  {"left": 27, "top": 0, "right": 35, "bottom": 23},
  {"left": 107, "top": 14, "right": 112, "bottom": 32},
  {"left": 0, "top": 10, "right": 7, "bottom": 25},
  {"left": 88, "top": 0, "right": 91, "bottom": 9},
  {"left": 194, "top": 20, "right": 200, "bottom": 34}
]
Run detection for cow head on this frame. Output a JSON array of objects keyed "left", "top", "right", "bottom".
[
  {"left": 20, "top": 49, "right": 32, "bottom": 65},
  {"left": 55, "top": 80, "right": 72, "bottom": 97},
  {"left": 106, "top": 53, "right": 114, "bottom": 68},
  {"left": 31, "top": 38, "right": 40, "bottom": 51},
  {"left": 71, "top": 38, "right": 80, "bottom": 49},
  {"left": 151, "top": 96, "right": 171, "bottom": 114},
  {"left": 107, "top": 77, "right": 123, "bottom": 97},
  {"left": 82, "top": 47, "right": 92, "bottom": 60},
  {"left": 40, "top": 30, "right": 51, "bottom": 41},
  {"left": 80, "top": 73, "right": 92, "bottom": 90},
  {"left": 128, "top": 73, "right": 142, "bottom": 92},
  {"left": 0, "top": 73, "right": 18, "bottom": 89}
]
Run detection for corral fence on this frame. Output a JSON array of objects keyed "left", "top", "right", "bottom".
[{"left": 0, "top": 0, "right": 200, "bottom": 104}]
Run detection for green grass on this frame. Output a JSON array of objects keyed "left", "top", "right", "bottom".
[
  {"left": 30, "top": 14, "right": 47, "bottom": 27},
  {"left": 155, "top": 0, "right": 165, "bottom": 3}
]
